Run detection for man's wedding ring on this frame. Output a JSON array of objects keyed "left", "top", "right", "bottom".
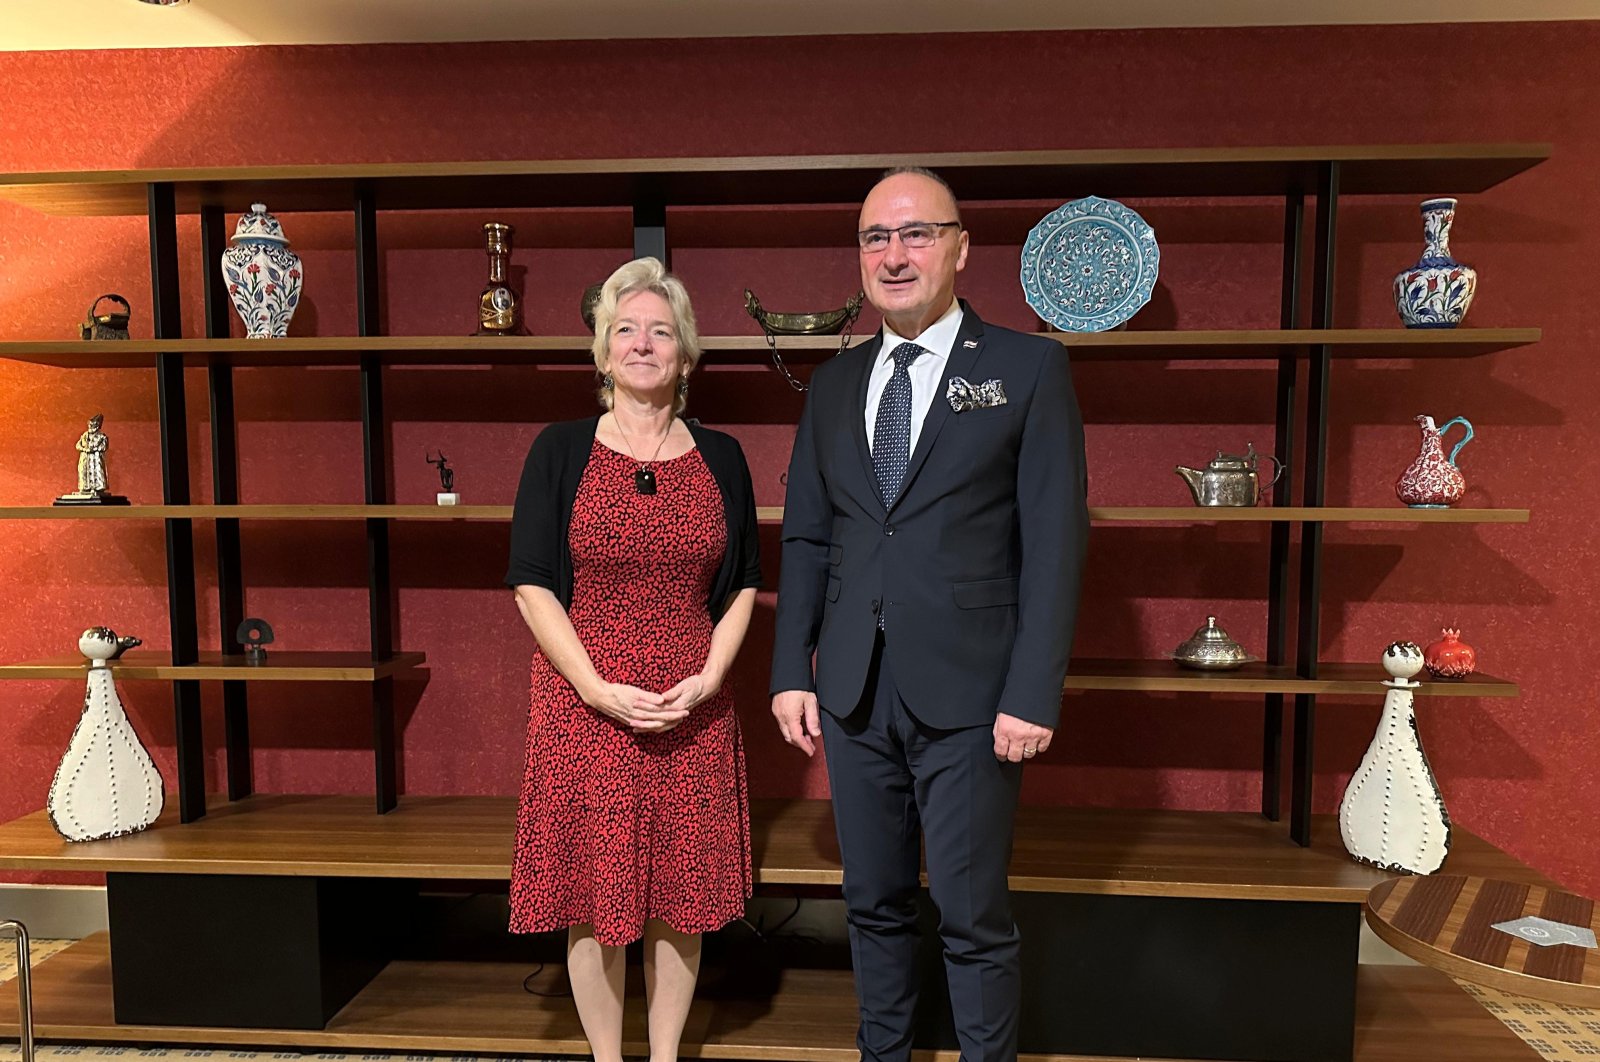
[{"left": 1023, "top": 745, "right": 1038, "bottom": 757}]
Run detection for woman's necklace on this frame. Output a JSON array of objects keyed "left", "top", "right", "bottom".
[{"left": 612, "top": 413, "right": 672, "bottom": 495}]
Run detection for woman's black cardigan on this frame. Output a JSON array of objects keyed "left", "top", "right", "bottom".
[{"left": 504, "top": 416, "right": 762, "bottom": 621}]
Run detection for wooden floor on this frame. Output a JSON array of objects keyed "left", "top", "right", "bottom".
[
  {"left": 0, "top": 795, "right": 1555, "bottom": 901},
  {"left": 0, "top": 934, "right": 1542, "bottom": 1061}
]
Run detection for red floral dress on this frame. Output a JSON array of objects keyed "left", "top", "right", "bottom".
[{"left": 509, "top": 441, "right": 752, "bottom": 945}]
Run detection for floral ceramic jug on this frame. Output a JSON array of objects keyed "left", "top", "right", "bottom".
[
  {"left": 221, "top": 203, "right": 303, "bottom": 338},
  {"left": 1395, "top": 414, "right": 1473, "bottom": 508}
]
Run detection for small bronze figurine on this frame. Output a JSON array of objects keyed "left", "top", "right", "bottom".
[
  {"left": 429, "top": 450, "right": 460, "bottom": 505},
  {"left": 54, "top": 414, "right": 129, "bottom": 506},
  {"left": 237, "top": 618, "right": 275, "bottom": 665}
]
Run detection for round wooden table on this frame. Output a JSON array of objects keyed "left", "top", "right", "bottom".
[{"left": 1367, "top": 874, "right": 1600, "bottom": 1006}]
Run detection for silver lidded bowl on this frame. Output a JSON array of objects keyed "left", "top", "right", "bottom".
[{"left": 1172, "top": 616, "right": 1255, "bottom": 670}]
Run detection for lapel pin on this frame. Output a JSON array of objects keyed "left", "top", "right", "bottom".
[{"left": 962, "top": 339, "right": 979, "bottom": 348}]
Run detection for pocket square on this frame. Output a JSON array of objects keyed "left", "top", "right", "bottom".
[{"left": 947, "top": 376, "right": 1007, "bottom": 412}]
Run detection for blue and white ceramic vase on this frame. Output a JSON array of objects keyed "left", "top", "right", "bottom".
[
  {"left": 1393, "top": 198, "right": 1476, "bottom": 329},
  {"left": 221, "top": 203, "right": 303, "bottom": 338}
]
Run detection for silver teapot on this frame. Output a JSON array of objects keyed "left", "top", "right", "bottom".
[{"left": 1175, "top": 443, "right": 1284, "bottom": 507}]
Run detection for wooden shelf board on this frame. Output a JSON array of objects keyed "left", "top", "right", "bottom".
[
  {"left": 0, "top": 650, "right": 425, "bottom": 681},
  {"left": 0, "top": 935, "right": 1545, "bottom": 1061},
  {"left": 0, "top": 328, "right": 1541, "bottom": 367},
  {"left": 0, "top": 504, "right": 1531, "bottom": 526},
  {"left": 1065, "top": 660, "right": 1518, "bottom": 697},
  {"left": 0, "top": 795, "right": 1554, "bottom": 901},
  {"left": 1087, "top": 506, "right": 1530, "bottom": 524},
  {"left": 0, "top": 650, "right": 1513, "bottom": 696},
  {"left": 0, "top": 504, "right": 518, "bottom": 520},
  {"left": 0, "top": 145, "right": 1549, "bottom": 216}
]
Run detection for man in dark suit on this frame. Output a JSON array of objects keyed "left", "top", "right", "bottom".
[{"left": 770, "top": 167, "right": 1089, "bottom": 1062}]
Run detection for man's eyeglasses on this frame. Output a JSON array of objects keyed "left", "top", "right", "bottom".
[{"left": 857, "top": 221, "right": 960, "bottom": 252}]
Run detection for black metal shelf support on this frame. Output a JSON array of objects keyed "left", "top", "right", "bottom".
[
  {"left": 1262, "top": 190, "right": 1305, "bottom": 823},
  {"left": 201, "top": 204, "right": 253, "bottom": 803},
  {"left": 1291, "top": 162, "right": 1341, "bottom": 847},
  {"left": 149, "top": 182, "right": 206, "bottom": 824},
  {"left": 356, "top": 183, "right": 398, "bottom": 814},
  {"left": 633, "top": 188, "right": 668, "bottom": 266}
]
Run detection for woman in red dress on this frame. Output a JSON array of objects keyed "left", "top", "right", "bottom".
[{"left": 505, "top": 257, "right": 762, "bottom": 1062}]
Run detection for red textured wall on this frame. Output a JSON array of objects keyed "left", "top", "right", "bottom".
[{"left": 1, "top": 24, "right": 1596, "bottom": 894}]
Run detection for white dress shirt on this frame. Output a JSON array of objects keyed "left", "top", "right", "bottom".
[{"left": 865, "top": 300, "right": 964, "bottom": 454}]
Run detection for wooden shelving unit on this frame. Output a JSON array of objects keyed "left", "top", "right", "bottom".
[{"left": 0, "top": 144, "right": 1547, "bottom": 1062}]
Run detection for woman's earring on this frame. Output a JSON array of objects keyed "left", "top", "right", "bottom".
[
  {"left": 677, "top": 376, "right": 689, "bottom": 399},
  {"left": 602, "top": 373, "right": 614, "bottom": 391}
]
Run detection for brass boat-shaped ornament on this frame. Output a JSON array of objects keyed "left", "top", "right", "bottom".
[
  {"left": 745, "top": 288, "right": 866, "bottom": 392},
  {"left": 744, "top": 288, "right": 864, "bottom": 336}
]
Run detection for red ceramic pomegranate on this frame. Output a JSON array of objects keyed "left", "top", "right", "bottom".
[{"left": 1423, "top": 628, "right": 1477, "bottom": 680}]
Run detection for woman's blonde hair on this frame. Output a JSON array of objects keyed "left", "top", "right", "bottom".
[{"left": 591, "top": 257, "right": 702, "bottom": 415}]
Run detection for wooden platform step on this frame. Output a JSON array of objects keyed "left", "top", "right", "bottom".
[
  {"left": 0, "top": 934, "right": 1541, "bottom": 1061},
  {"left": 0, "top": 796, "right": 1556, "bottom": 902}
]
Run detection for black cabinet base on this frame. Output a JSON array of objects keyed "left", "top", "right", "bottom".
[
  {"left": 101, "top": 875, "right": 1358, "bottom": 1059},
  {"left": 106, "top": 872, "right": 412, "bottom": 1029},
  {"left": 914, "top": 891, "right": 1360, "bottom": 1062}
]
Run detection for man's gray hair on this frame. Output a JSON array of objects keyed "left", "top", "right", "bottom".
[{"left": 872, "top": 166, "right": 962, "bottom": 224}]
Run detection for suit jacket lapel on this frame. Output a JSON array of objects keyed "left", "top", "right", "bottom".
[
  {"left": 849, "top": 331, "right": 884, "bottom": 508},
  {"left": 888, "top": 303, "right": 986, "bottom": 514}
]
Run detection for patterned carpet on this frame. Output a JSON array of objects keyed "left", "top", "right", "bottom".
[{"left": 2, "top": 939, "right": 1598, "bottom": 1061}]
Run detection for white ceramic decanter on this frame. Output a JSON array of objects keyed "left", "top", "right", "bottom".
[
  {"left": 46, "top": 628, "right": 165, "bottom": 842},
  {"left": 1337, "top": 641, "right": 1451, "bottom": 875}
]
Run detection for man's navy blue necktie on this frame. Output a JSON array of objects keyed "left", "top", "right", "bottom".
[{"left": 872, "top": 342, "right": 925, "bottom": 506}]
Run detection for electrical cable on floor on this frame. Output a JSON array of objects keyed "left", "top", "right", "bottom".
[{"left": 522, "top": 962, "right": 571, "bottom": 997}]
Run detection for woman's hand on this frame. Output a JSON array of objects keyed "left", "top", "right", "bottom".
[
  {"left": 659, "top": 673, "right": 717, "bottom": 714},
  {"left": 581, "top": 681, "right": 688, "bottom": 733},
  {"left": 659, "top": 672, "right": 719, "bottom": 716}
]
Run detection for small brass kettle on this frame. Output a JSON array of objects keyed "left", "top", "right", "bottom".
[
  {"left": 1175, "top": 442, "right": 1283, "bottom": 507},
  {"left": 79, "top": 294, "right": 131, "bottom": 341}
]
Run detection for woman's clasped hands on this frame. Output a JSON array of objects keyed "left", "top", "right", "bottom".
[{"left": 581, "top": 674, "right": 716, "bottom": 733}]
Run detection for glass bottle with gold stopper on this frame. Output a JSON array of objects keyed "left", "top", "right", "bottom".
[{"left": 475, "top": 222, "right": 521, "bottom": 335}]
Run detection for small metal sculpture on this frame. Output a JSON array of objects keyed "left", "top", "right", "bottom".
[
  {"left": 54, "top": 414, "right": 129, "bottom": 506},
  {"left": 428, "top": 450, "right": 459, "bottom": 505},
  {"left": 237, "top": 618, "right": 275, "bottom": 664},
  {"left": 47, "top": 627, "right": 164, "bottom": 843},
  {"left": 744, "top": 288, "right": 865, "bottom": 392},
  {"left": 78, "top": 295, "right": 131, "bottom": 340}
]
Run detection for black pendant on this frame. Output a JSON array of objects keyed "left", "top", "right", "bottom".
[{"left": 634, "top": 467, "right": 657, "bottom": 495}]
